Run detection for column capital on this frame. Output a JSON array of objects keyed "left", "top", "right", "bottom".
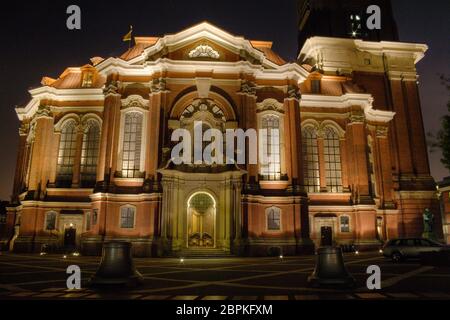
[
  {"left": 150, "top": 77, "right": 169, "bottom": 94},
  {"left": 376, "top": 125, "right": 389, "bottom": 138},
  {"left": 348, "top": 109, "right": 365, "bottom": 124},
  {"left": 103, "top": 80, "right": 121, "bottom": 97},
  {"left": 34, "top": 105, "right": 53, "bottom": 120},
  {"left": 18, "top": 122, "right": 30, "bottom": 136},
  {"left": 285, "top": 85, "right": 301, "bottom": 101},
  {"left": 238, "top": 79, "right": 257, "bottom": 97}
]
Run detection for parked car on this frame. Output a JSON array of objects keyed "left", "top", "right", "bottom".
[{"left": 382, "top": 238, "right": 449, "bottom": 262}]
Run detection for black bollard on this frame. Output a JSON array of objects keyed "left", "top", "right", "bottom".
[
  {"left": 90, "top": 241, "right": 143, "bottom": 287},
  {"left": 307, "top": 246, "right": 355, "bottom": 288}
]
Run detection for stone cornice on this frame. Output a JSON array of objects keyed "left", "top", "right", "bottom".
[{"left": 300, "top": 94, "right": 395, "bottom": 124}]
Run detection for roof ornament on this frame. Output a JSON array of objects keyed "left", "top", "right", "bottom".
[{"left": 188, "top": 44, "right": 220, "bottom": 59}]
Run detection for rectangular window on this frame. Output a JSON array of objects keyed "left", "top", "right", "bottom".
[
  {"left": 81, "top": 121, "right": 100, "bottom": 187},
  {"left": 82, "top": 72, "right": 94, "bottom": 88},
  {"left": 120, "top": 207, "right": 135, "bottom": 229},
  {"left": 340, "top": 216, "right": 350, "bottom": 233},
  {"left": 260, "top": 115, "right": 281, "bottom": 180},
  {"left": 57, "top": 122, "right": 78, "bottom": 186},
  {"left": 302, "top": 128, "right": 320, "bottom": 193},
  {"left": 122, "top": 113, "right": 143, "bottom": 178},
  {"left": 324, "top": 128, "right": 343, "bottom": 193},
  {"left": 267, "top": 208, "right": 281, "bottom": 231},
  {"left": 45, "top": 212, "right": 57, "bottom": 231}
]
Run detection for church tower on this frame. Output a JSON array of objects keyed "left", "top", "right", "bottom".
[{"left": 298, "top": 0, "right": 399, "bottom": 52}]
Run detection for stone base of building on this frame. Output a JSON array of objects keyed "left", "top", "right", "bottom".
[
  {"left": 81, "top": 237, "right": 154, "bottom": 257},
  {"left": 12, "top": 236, "right": 38, "bottom": 253},
  {"left": 0, "top": 239, "right": 9, "bottom": 251},
  {"left": 354, "top": 239, "right": 383, "bottom": 251},
  {"left": 242, "top": 238, "right": 315, "bottom": 257}
]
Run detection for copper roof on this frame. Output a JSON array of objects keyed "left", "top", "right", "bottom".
[
  {"left": 42, "top": 65, "right": 105, "bottom": 89},
  {"left": 250, "top": 40, "right": 287, "bottom": 66}
]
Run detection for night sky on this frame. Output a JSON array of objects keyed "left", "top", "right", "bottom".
[{"left": 0, "top": 0, "right": 448, "bottom": 200}]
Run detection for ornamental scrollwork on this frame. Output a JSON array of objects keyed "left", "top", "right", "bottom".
[{"left": 188, "top": 44, "right": 220, "bottom": 59}]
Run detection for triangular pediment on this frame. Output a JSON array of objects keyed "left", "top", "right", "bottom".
[{"left": 128, "top": 22, "right": 280, "bottom": 67}]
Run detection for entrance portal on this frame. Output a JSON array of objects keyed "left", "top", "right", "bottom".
[
  {"left": 187, "top": 192, "right": 215, "bottom": 248},
  {"left": 64, "top": 227, "right": 76, "bottom": 250},
  {"left": 320, "top": 226, "right": 333, "bottom": 247}
]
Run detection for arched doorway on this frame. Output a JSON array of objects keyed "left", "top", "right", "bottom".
[{"left": 187, "top": 192, "right": 216, "bottom": 248}]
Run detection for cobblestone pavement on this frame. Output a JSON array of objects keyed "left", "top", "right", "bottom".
[{"left": 0, "top": 252, "right": 449, "bottom": 300}]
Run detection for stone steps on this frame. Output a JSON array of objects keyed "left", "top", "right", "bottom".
[{"left": 176, "top": 248, "right": 233, "bottom": 258}]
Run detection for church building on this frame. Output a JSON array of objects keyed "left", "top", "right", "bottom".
[{"left": 0, "top": 1, "right": 442, "bottom": 256}]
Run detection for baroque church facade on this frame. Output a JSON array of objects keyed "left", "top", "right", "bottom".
[{"left": 0, "top": 15, "right": 442, "bottom": 256}]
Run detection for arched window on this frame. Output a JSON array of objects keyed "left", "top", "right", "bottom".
[
  {"left": 122, "top": 112, "right": 143, "bottom": 178},
  {"left": 266, "top": 207, "right": 281, "bottom": 231},
  {"left": 45, "top": 211, "right": 57, "bottom": 231},
  {"left": 302, "top": 127, "right": 320, "bottom": 193},
  {"left": 80, "top": 120, "right": 100, "bottom": 187},
  {"left": 261, "top": 115, "right": 281, "bottom": 180},
  {"left": 120, "top": 206, "right": 136, "bottom": 229},
  {"left": 57, "top": 121, "right": 78, "bottom": 186},
  {"left": 323, "top": 127, "right": 343, "bottom": 193}
]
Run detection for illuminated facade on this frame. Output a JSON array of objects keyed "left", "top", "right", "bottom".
[
  {"left": 438, "top": 177, "right": 450, "bottom": 244},
  {"left": 0, "top": 22, "right": 442, "bottom": 256}
]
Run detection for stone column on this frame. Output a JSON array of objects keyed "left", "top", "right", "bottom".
[
  {"left": 285, "top": 98, "right": 300, "bottom": 184},
  {"left": 27, "top": 107, "right": 55, "bottom": 197},
  {"left": 233, "top": 180, "right": 243, "bottom": 240},
  {"left": 97, "top": 80, "right": 121, "bottom": 184},
  {"left": 340, "top": 137, "right": 350, "bottom": 191},
  {"left": 12, "top": 127, "right": 29, "bottom": 202},
  {"left": 145, "top": 92, "right": 162, "bottom": 181},
  {"left": 289, "top": 88, "right": 314, "bottom": 253},
  {"left": 389, "top": 79, "right": 414, "bottom": 174},
  {"left": 375, "top": 126, "right": 395, "bottom": 208},
  {"left": 238, "top": 80, "right": 258, "bottom": 185},
  {"left": 346, "top": 109, "right": 371, "bottom": 204}
]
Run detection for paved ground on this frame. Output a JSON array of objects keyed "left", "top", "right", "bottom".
[{"left": 0, "top": 251, "right": 449, "bottom": 300}]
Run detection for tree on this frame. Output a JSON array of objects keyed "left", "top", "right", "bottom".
[{"left": 432, "top": 75, "right": 450, "bottom": 171}]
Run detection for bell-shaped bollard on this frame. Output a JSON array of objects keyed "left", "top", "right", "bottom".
[
  {"left": 307, "top": 246, "right": 355, "bottom": 288},
  {"left": 90, "top": 241, "right": 143, "bottom": 287}
]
